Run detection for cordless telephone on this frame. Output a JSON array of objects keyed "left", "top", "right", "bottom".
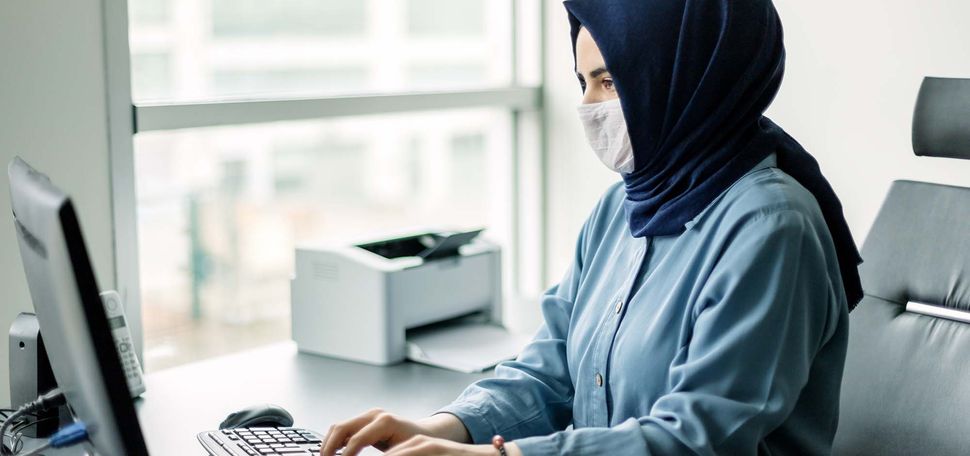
[{"left": 99, "top": 290, "right": 146, "bottom": 398}]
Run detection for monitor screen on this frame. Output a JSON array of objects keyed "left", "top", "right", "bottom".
[{"left": 7, "top": 157, "right": 149, "bottom": 456}]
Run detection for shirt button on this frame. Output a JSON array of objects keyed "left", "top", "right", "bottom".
[
  {"left": 595, "top": 373, "right": 604, "bottom": 387},
  {"left": 614, "top": 299, "right": 623, "bottom": 314}
]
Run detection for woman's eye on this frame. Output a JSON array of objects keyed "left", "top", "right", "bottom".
[{"left": 603, "top": 79, "right": 614, "bottom": 91}]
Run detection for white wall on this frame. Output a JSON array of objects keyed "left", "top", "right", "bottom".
[
  {"left": 770, "top": 0, "right": 970, "bottom": 243},
  {"left": 542, "top": 0, "right": 970, "bottom": 285},
  {"left": 0, "top": 0, "right": 116, "bottom": 407}
]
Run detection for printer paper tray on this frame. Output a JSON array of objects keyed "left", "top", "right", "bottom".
[{"left": 406, "top": 322, "right": 532, "bottom": 373}]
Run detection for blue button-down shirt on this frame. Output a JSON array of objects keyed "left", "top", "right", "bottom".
[{"left": 439, "top": 153, "right": 849, "bottom": 455}]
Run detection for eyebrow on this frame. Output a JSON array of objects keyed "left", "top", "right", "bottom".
[
  {"left": 577, "top": 66, "right": 610, "bottom": 80},
  {"left": 590, "top": 67, "right": 610, "bottom": 79}
]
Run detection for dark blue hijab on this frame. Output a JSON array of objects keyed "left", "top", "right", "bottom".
[{"left": 564, "top": 0, "right": 863, "bottom": 310}]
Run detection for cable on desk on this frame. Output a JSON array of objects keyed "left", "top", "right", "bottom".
[
  {"left": 7, "top": 416, "right": 60, "bottom": 454},
  {"left": 2, "top": 413, "right": 33, "bottom": 455},
  {"left": 2, "top": 408, "right": 54, "bottom": 454},
  {"left": 0, "top": 410, "right": 38, "bottom": 423},
  {"left": 16, "top": 422, "right": 88, "bottom": 456},
  {"left": 0, "top": 389, "right": 65, "bottom": 456},
  {"left": 0, "top": 409, "right": 34, "bottom": 455},
  {"left": 0, "top": 409, "right": 32, "bottom": 426}
]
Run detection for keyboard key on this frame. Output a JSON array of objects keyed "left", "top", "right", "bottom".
[{"left": 202, "top": 427, "right": 326, "bottom": 455}]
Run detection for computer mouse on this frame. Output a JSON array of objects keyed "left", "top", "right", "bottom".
[{"left": 219, "top": 404, "right": 295, "bottom": 429}]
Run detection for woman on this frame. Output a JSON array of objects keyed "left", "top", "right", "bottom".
[{"left": 322, "top": 0, "right": 863, "bottom": 454}]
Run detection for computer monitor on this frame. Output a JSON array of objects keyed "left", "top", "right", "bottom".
[{"left": 7, "top": 157, "right": 149, "bottom": 455}]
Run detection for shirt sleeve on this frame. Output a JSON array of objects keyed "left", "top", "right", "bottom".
[
  {"left": 511, "top": 209, "right": 844, "bottom": 455},
  {"left": 435, "top": 199, "right": 601, "bottom": 444}
]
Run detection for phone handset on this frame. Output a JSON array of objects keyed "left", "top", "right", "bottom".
[{"left": 99, "top": 290, "right": 146, "bottom": 398}]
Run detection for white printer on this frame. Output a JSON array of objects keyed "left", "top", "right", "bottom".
[{"left": 291, "top": 228, "right": 512, "bottom": 369}]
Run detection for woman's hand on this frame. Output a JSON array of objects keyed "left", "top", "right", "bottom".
[
  {"left": 321, "top": 408, "right": 472, "bottom": 456},
  {"left": 383, "top": 435, "right": 522, "bottom": 456}
]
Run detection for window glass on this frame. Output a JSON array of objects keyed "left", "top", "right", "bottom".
[
  {"left": 130, "top": 53, "right": 173, "bottom": 101},
  {"left": 128, "top": 0, "right": 513, "bottom": 102},
  {"left": 129, "top": 0, "right": 169, "bottom": 24},
  {"left": 211, "top": 0, "right": 366, "bottom": 37},
  {"left": 134, "top": 109, "right": 513, "bottom": 371},
  {"left": 408, "top": 0, "right": 486, "bottom": 36}
]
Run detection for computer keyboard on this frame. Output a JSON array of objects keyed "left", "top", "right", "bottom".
[{"left": 198, "top": 427, "right": 325, "bottom": 455}]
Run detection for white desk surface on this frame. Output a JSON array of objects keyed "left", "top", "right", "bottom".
[{"left": 131, "top": 341, "right": 490, "bottom": 454}]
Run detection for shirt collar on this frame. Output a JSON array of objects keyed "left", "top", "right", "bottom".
[{"left": 683, "top": 152, "right": 778, "bottom": 230}]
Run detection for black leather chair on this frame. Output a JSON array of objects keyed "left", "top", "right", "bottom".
[{"left": 832, "top": 77, "right": 970, "bottom": 455}]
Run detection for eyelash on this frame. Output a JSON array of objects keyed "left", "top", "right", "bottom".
[{"left": 578, "top": 78, "right": 613, "bottom": 92}]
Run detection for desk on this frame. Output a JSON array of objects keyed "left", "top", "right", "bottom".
[
  {"left": 139, "top": 342, "right": 490, "bottom": 454},
  {"left": 18, "top": 341, "right": 490, "bottom": 455}
]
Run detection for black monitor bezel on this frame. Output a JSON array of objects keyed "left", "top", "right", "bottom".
[
  {"left": 58, "top": 201, "right": 150, "bottom": 455},
  {"left": 9, "top": 155, "right": 151, "bottom": 455}
]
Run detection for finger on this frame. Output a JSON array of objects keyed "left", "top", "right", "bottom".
[
  {"left": 321, "top": 409, "right": 384, "bottom": 456},
  {"left": 342, "top": 413, "right": 397, "bottom": 456},
  {"left": 319, "top": 424, "right": 333, "bottom": 456}
]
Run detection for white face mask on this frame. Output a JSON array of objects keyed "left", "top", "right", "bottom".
[{"left": 576, "top": 99, "right": 636, "bottom": 174}]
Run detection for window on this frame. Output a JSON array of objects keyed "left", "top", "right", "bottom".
[
  {"left": 123, "top": 0, "right": 541, "bottom": 371},
  {"left": 211, "top": 0, "right": 367, "bottom": 37},
  {"left": 408, "top": 0, "right": 486, "bottom": 36},
  {"left": 128, "top": 0, "right": 513, "bottom": 103},
  {"left": 135, "top": 110, "right": 512, "bottom": 370}
]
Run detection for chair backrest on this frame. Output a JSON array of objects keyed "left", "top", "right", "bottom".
[{"left": 832, "top": 77, "right": 970, "bottom": 455}]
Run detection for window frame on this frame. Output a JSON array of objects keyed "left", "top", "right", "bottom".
[
  {"left": 134, "top": 88, "right": 539, "bottom": 132},
  {"left": 102, "top": 0, "right": 547, "bottom": 365}
]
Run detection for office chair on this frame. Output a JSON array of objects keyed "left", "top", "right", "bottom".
[{"left": 831, "top": 77, "right": 970, "bottom": 455}]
